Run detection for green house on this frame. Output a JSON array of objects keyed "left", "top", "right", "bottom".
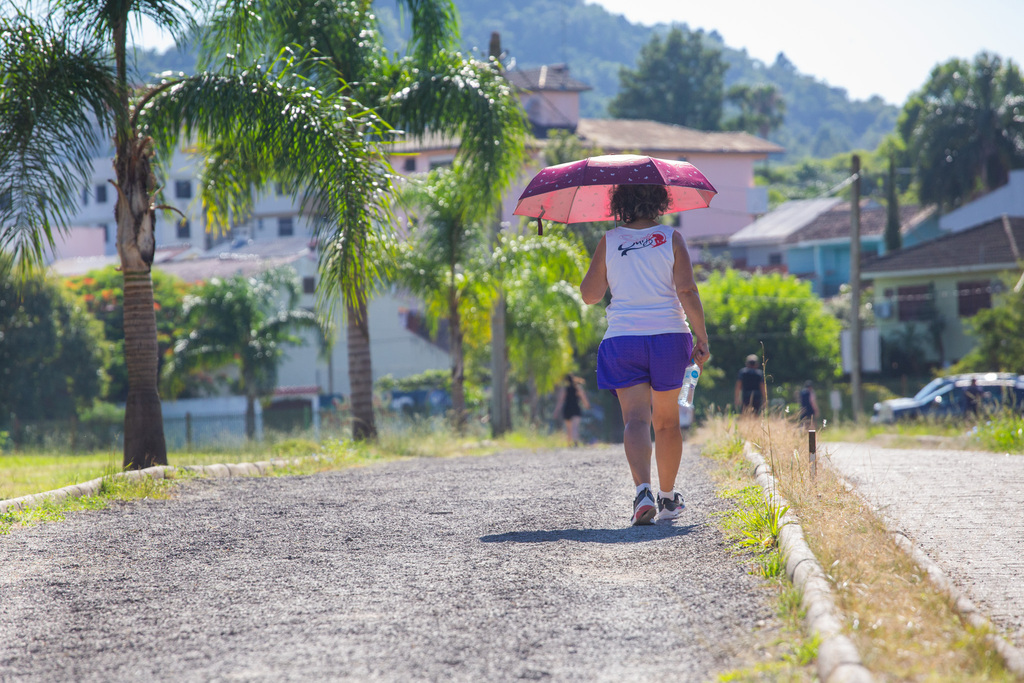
[{"left": 862, "top": 216, "right": 1024, "bottom": 366}]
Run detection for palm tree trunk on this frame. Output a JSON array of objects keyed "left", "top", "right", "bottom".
[
  {"left": 449, "top": 283, "right": 466, "bottom": 432},
  {"left": 347, "top": 285, "right": 376, "bottom": 441},
  {"left": 490, "top": 292, "right": 511, "bottom": 435},
  {"left": 245, "top": 393, "right": 257, "bottom": 440},
  {"left": 527, "top": 372, "right": 540, "bottom": 425},
  {"left": 116, "top": 135, "right": 167, "bottom": 469}
]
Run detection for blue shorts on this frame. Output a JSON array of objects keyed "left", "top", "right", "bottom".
[{"left": 596, "top": 333, "right": 694, "bottom": 393}]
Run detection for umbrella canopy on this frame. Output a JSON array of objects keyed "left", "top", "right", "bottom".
[{"left": 513, "top": 154, "right": 717, "bottom": 226}]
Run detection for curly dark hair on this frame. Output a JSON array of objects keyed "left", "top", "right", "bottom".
[{"left": 609, "top": 184, "right": 670, "bottom": 224}]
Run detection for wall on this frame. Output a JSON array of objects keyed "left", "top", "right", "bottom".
[
  {"left": 675, "top": 153, "right": 761, "bottom": 240},
  {"left": 871, "top": 269, "right": 1006, "bottom": 365}
]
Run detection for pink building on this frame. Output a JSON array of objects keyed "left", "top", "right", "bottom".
[{"left": 389, "top": 64, "right": 783, "bottom": 253}]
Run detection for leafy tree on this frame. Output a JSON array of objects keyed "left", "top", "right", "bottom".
[
  {"left": 0, "top": 255, "right": 110, "bottom": 425},
  {"left": 899, "top": 52, "right": 1024, "bottom": 210},
  {"left": 198, "top": 0, "right": 528, "bottom": 441},
  {"left": 164, "top": 267, "right": 320, "bottom": 438},
  {"left": 723, "top": 83, "right": 786, "bottom": 139},
  {"left": 392, "top": 167, "right": 491, "bottom": 431},
  {"left": 2, "top": 5, "right": 387, "bottom": 468},
  {"left": 699, "top": 269, "right": 841, "bottom": 386},
  {"left": 950, "top": 274, "right": 1024, "bottom": 375},
  {"left": 608, "top": 26, "right": 726, "bottom": 130},
  {"left": 64, "top": 266, "right": 189, "bottom": 402},
  {"left": 492, "top": 229, "right": 603, "bottom": 422}
]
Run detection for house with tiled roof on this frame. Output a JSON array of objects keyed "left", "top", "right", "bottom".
[
  {"left": 785, "top": 202, "right": 937, "bottom": 296},
  {"left": 727, "top": 199, "right": 938, "bottom": 296},
  {"left": 390, "top": 63, "right": 784, "bottom": 249},
  {"left": 862, "top": 216, "right": 1024, "bottom": 365}
]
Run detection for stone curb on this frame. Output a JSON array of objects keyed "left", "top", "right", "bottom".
[
  {"left": 744, "top": 444, "right": 875, "bottom": 683},
  {"left": 823, "top": 455, "right": 1024, "bottom": 679},
  {"left": 0, "top": 458, "right": 306, "bottom": 516}
]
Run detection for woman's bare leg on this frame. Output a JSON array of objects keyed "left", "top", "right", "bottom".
[
  {"left": 616, "top": 383, "right": 654, "bottom": 485},
  {"left": 651, "top": 388, "right": 683, "bottom": 492}
]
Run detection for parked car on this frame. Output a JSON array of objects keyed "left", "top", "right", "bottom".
[{"left": 872, "top": 373, "right": 1024, "bottom": 423}]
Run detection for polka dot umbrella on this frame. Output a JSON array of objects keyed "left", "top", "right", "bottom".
[{"left": 513, "top": 154, "right": 717, "bottom": 234}]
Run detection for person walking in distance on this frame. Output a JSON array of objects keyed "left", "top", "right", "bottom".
[
  {"left": 553, "top": 374, "right": 590, "bottom": 447},
  {"left": 735, "top": 354, "right": 766, "bottom": 415},
  {"left": 580, "top": 184, "right": 711, "bottom": 526},
  {"left": 798, "top": 380, "right": 819, "bottom": 428}
]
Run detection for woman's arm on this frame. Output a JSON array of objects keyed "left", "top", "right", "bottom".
[
  {"left": 580, "top": 235, "right": 608, "bottom": 305},
  {"left": 672, "top": 231, "right": 710, "bottom": 367}
]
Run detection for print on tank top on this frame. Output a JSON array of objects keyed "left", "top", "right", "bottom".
[{"left": 616, "top": 231, "right": 667, "bottom": 257}]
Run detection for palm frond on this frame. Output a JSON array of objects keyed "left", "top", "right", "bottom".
[
  {"left": 60, "top": 0, "right": 195, "bottom": 46},
  {"left": 0, "top": 13, "right": 118, "bottom": 267},
  {"left": 395, "top": 0, "right": 459, "bottom": 65},
  {"left": 384, "top": 51, "right": 529, "bottom": 210},
  {"left": 136, "top": 55, "right": 396, "bottom": 303}
]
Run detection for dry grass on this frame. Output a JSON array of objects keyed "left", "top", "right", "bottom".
[
  {"left": 699, "top": 416, "right": 817, "bottom": 682},
  {"left": 706, "top": 414, "right": 1016, "bottom": 681}
]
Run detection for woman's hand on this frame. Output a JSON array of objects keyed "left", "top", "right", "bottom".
[{"left": 693, "top": 338, "right": 711, "bottom": 368}]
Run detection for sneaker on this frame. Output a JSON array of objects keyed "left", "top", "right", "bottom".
[
  {"left": 632, "top": 487, "right": 656, "bottom": 526},
  {"left": 657, "top": 492, "right": 685, "bottom": 520}
]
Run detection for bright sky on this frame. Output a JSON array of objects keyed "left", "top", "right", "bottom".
[
  {"left": 131, "top": 0, "right": 1024, "bottom": 106},
  {"left": 586, "top": 0, "right": 1024, "bottom": 105}
]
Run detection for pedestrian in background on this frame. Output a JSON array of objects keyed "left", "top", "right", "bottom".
[
  {"left": 735, "top": 354, "right": 766, "bottom": 415},
  {"left": 798, "top": 380, "right": 819, "bottom": 428},
  {"left": 580, "top": 183, "right": 711, "bottom": 526},
  {"left": 552, "top": 374, "right": 590, "bottom": 447}
]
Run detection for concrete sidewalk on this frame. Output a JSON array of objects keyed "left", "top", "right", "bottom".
[{"left": 827, "top": 442, "right": 1024, "bottom": 650}]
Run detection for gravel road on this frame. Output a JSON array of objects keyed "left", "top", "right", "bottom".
[{"left": 0, "top": 445, "right": 782, "bottom": 682}]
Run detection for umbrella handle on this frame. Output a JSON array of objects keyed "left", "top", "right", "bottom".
[{"left": 537, "top": 217, "right": 543, "bottom": 236}]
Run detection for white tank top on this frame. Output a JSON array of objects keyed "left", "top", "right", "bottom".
[{"left": 603, "top": 225, "right": 690, "bottom": 339}]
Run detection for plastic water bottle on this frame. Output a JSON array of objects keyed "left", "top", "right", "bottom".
[{"left": 679, "top": 362, "right": 700, "bottom": 409}]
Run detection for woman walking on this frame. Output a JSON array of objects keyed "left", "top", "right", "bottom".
[
  {"left": 580, "top": 184, "right": 710, "bottom": 525},
  {"left": 552, "top": 374, "right": 590, "bottom": 447}
]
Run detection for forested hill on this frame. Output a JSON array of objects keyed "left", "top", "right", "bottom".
[
  {"left": 133, "top": 0, "right": 900, "bottom": 161},
  {"left": 379, "top": 0, "right": 899, "bottom": 160}
]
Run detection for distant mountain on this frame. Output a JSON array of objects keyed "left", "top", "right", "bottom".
[
  {"left": 132, "top": 0, "right": 900, "bottom": 161},
  {"left": 443, "top": 0, "right": 899, "bottom": 160}
]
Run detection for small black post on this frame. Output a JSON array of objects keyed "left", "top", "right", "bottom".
[
  {"left": 185, "top": 412, "right": 193, "bottom": 452},
  {"left": 808, "top": 429, "right": 817, "bottom": 478}
]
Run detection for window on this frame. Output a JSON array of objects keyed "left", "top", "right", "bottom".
[
  {"left": 302, "top": 276, "right": 316, "bottom": 294},
  {"left": 81, "top": 187, "right": 90, "bottom": 206},
  {"left": 275, "top": 182, "right": 285, "bottom": 196},
  {"left": 177, "top": 219, "right": 190, "bottom": 239},
  {"left": 95, "top": 184, "right": 107, "bottom": 204},
  {"left": 403, "top": 158, "right": 417, "bottom": 172},
  {"left": 0, "top": 188, "right": 11, "bottom": 212},
  {"left": 957, "top": 280, "right": 992, "bottom": 318},
  {"left": 897, "top": 284, "right": 931, "bottom": 322},
  {"left": 429, "top": 158, "right": 452, "bottom": 170},
  {"left": 278, "top": 216, "right": 294, "bottom": 237},
  {"left": 768, "top": 253, "right": 783, "bottom": 266},
  {"left": 174, "top": 180, "right": 192, "bottom": 199},
  {"left": 100, "top": 224, "right": 110, "bottom": 243}
]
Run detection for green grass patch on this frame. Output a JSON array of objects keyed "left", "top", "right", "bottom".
[
  {"left": 970, "top": 412, "right": 1024, "bottom": 453},
  {"left": 0, "top": 468, "right": 178, "bottom": 535}
]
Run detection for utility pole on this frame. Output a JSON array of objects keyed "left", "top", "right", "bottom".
[
  {"left": 488, "top": 32, "right": 511, "bottom": 436},
  {"left": 850, "top": 155, "right": 862, "bottom": 421}
]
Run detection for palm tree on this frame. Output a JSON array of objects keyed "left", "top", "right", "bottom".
[
  {"left": 164, "top": 267, "right": 320, "bottom": 438},
  {"left": 493, "top": 229, "right": 602, "bottom": 422},
  {"left": 392, "top": 167, "right": 493, "bottom": 431},
  {"left": 1, "top": 5, "right": 391, "bottom": 468},
  {"left": 199, "top": 0, "right": 528, "bottom": 441},
  {"left": 724, "top": 83, "right": 786, "bottom": 140}
]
